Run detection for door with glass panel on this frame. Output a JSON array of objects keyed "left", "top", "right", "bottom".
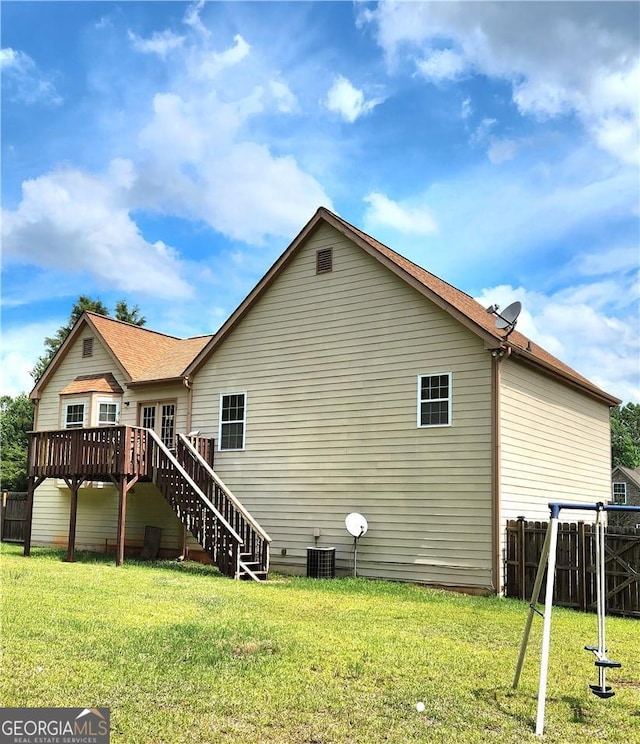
[{"left": 140, "top": 402, "right": 176, "bottom": 450}]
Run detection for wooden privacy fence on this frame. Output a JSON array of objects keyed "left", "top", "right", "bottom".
[
  {"left": 1, "top": 492, "right": 27, "bottom": 543},
  {"left": 505, "top": 518, "right": 640, "bottom": 618}
]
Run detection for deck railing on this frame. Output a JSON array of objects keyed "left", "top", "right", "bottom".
[
  {"left": 147, "top": 430, "right": 242, "bottom": 578},
  {"left": 28, "top": 426, "right": 149, "bottom": 479},
  {"left": 176, "top": 434, "right": 271, "bottom": 577}
]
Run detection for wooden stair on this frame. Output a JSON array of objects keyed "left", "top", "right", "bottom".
[{"left": 147, "top": 431, "right": 271, "bottom": 580}]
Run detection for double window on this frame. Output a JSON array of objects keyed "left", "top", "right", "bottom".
[
  {"left": 418, "top": 373, "right": 452, "bottom": 427},
  {"left": 219, "top": 393, "right": 246, "bottom": 450}
]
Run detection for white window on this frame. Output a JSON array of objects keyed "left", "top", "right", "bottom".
[
  {"left": 98, "top": 399, "right": 119, "bottom": 426},
  {"left": 418, "top": 373, "right": 452, "bottom": 427},
  {"left": 219, "top": 393, "right": 246, "bottom": 450},
  {"left": 65, "top": 403, "right": 85, "bottom": 429},
  {"left": 612, "top": 482, "right": 627, "bottom": 505}
]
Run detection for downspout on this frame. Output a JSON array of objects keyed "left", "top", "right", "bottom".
[
  {"left": 490, "top": 347, "right": 508, "bottom": 594},
  {"left": 184, "top": 376, "right": 193, "bottom": 433},
  {"left": 182, "top": 375, "right": 193, "bottom": 561}
]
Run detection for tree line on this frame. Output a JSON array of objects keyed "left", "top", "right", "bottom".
[{"left": 1, "top": 296, "right": 639, "bottom": 491}]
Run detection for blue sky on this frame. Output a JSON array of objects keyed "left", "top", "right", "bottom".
[{"left": 2, "top": 1, "right": 639, "bottom": 402}]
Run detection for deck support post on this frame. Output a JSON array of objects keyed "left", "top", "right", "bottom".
[
  {"left": 23, "top": 476, "right": 46, "bottom": 557},
  {"left": 114, "top": 474, "right": 139, "bottom": 567},
  {"left": 64, "top": 478, "right": 84, "bottom": 563},
  {"left": 116, "top": 475, "right": 128, "bottom": 567}
]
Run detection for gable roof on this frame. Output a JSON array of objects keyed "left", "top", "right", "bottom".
[
  {"left": 60, "top": 373, "right": 124, "bottom": 395},
  {"left": 30, "top": 312, "right": 213, "bottom": 399},
  {"left": 612, "top": 466, "right": 640, "bottom": 488},
  {"left": 86, "top": 313, "right": 212, "bottom": 385},
  {"left": 185, "top": 207, "right": 620, "bottom": 406}
]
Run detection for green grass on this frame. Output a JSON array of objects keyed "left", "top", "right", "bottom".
[{"left": 1, "top": 544, "right": 638, "bottom": 743}]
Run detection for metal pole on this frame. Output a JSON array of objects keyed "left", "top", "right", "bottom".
[
  {"left": 513, "top": 517, "right": 554, "bottom": 688},
  {"left": 596, "top": 510, "right": 606, "bottom": 691},
  {"left": 535, "top": 510, "right": 560, "bottom": 737},
  {"left": 353, "top": 537, "right": 358, "bottom": 577}
]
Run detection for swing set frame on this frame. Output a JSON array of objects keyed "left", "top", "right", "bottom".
[{"left": 512, "top": 501, "right": 640, "bottom": 736}]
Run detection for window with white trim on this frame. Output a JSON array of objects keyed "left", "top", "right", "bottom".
[
  {"left": 612, "top": 482, "right": 627, "bottom": 505},
  {"left": 418, "top": 373, "right": 452, "bottom": 427},
  {"left": 65, "top": 403, "right": 85, "bottom": 429},
  {"left": 98, "top": 399, "right": 119, "bottom": 426},
  {"left": 219, "top": 393, "right": 246, "bottom": 450}
]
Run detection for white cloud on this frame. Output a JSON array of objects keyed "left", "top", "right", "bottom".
[
  {"left": 0, "top": 47, "right": 62, "bottom": 106},
  {"left": 487, "top": 138, "right": 519, "bottom": 164},
  {"left": 128, "top": 29, "right": 186, "bottom": 58},
  {"left": 573, "top": 246, "right": 640, "bottom": 278},
  {"left": 3, "top": 21, "right": 333, "bottom": 256},
  {"left": 184, "top": 0, "right": 211, "bottom": 40},
  {"left": 120, "top": 29, "right": 332, "bottom": 243},
  {"left": 270, "top": 80, "right": 298, "bottom": 114},
  {"left": 195, "top": 34, "right": 251, "bottom": 79},
  {"left": 461, "top": 97, "right": 472, "bottom": 119},
  {"left": 0, "top": 320, "right": 61, "bottom": 396},
  {"left": 2, "top": 167, "right": 193, "bottom": 299},
  {"left": 416, "top": 48, "right": 468, "bottom": 82},
  {"left": 362, "top": 2, "right": 640, "bottom": 164},
  {"left": 363, "top": 193, "right": 438, "bottom": 236},
  {"left": 324, "top": 75, "right": 383, "bottom": 123}
]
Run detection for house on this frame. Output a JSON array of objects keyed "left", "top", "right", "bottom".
[
  {"left": 610, "top": 466, "right": 640, "bottom": 529},
  {"left": 25, "top": 207, "right": 621, "bottom": 592}
]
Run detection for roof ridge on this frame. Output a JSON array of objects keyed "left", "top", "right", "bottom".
[{"left": 86, "top": 311, "right": 181, "bottom": 340}]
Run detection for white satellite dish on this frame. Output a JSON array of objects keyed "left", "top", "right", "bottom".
[
  {"left": 494, "top": 301, "right": 522, "bottom": 330},
  {"left": 345, "top": 512, "right": 368, "bottom": 538},
  {"left": 345, "top": 513, "right": 368, "bottom": 577}
]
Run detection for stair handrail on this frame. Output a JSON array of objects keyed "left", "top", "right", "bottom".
[
  {"left": 147, "top": 429, "right": 243, "bottom": 545},
  {"left": 177, "top": 433, "right": 272, "bottom": 544}
]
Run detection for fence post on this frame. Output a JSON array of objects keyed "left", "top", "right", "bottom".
[
  {"left": 0, "top": 491, "right": 6, "bottom": 541},
  {"left": 578, "top": 521, "right": 587, "bottom": 612},
  {"left": 518, "top": 516, "right": 526, "bottom": 600}
]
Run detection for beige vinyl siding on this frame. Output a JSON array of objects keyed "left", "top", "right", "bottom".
[
  {"left": 31, "top": 327, "right": 190, "bottom": 556},
  {"left": 500, "top": 359, "right": 612, "bottom": 524},
  {"left": 191, "top": 223, "right": 494, "bottom": 589}
]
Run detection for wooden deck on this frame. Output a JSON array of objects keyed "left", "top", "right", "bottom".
[
  {"left": 24, "top": 427, "right": 270, "bottom": 580},
  {"left": 28, "top": 426, "right": 151, "bottom": 481}
]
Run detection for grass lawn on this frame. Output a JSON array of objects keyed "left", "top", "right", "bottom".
[{"left": 1, "top": 545, "right": 638, "bottom": 743}]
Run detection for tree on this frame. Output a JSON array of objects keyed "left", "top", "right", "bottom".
[
  {"left": 30, "top": 296, "right": 146, "bottom": 382},
  {"left": 611, "top": 403, "right": 640, "bottom": 469},
  {"left": 0, "top": 394, "right": 34, "bottom": 491},
  {"left": 114, "top": 299, "right": 146, "bottom": 326}
]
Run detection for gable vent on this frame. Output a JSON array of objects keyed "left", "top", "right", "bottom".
[
  {"left": 316, "top": 248, "right": 333, "bottom": 274},
  {"left": 82, "top": 338, "right": 94, "bottom": 358}
]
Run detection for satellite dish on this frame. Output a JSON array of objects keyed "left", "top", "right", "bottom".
[
  {"left": 345, "top": 512, "right": 368, "bottom": 538},
  {"left": 494, "top": 301, "right": 522, "bottom": 330}
]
